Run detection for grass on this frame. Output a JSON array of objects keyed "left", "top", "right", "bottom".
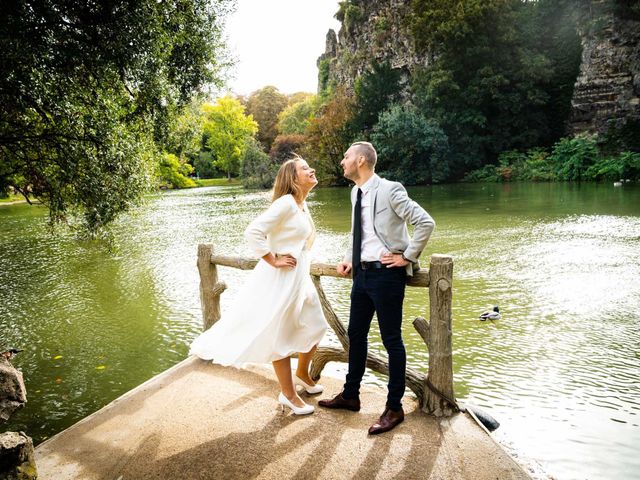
[{"left": 195, "top": 178, "right": 241, "bottom": 187}]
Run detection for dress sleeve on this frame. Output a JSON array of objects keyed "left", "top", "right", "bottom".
[{"left": 244, "top": 195, "right": 295, "bottom": 258}]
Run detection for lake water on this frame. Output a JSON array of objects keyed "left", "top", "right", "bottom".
[{"left": 1, "top": 182, "right": 639, "bottom": 479}]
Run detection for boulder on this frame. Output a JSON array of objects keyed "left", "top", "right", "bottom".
[
  {"left": 0, "top": 432, "right": 37, "bottom": 480},
  {"left": 0, "top": 358, "right": 27, "bottom": 423}
]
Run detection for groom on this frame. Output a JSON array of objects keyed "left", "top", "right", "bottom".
[{"left": 319, "top": 141, "right": 435, "bottom": 434}]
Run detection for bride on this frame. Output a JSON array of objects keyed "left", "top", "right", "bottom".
[{"left": 190, "top": 155, "right": 328, "bottom": 415}]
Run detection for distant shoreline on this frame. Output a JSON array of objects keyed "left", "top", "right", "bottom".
[{"left": 0, "top": 199, "right": 33, "bottom": 206}]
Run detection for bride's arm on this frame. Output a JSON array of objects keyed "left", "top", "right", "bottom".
[{"left": 244, "top": 195, "right": 295, "bottom": 261}]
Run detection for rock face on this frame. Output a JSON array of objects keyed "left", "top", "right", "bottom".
[
  {"left": 0, "top": 432, "right": 37, "bottom": 480},
  {"left": 570, "top": 2, "right": 640, "bottom": 135},
  {"left": 317, "top": 0, "right": 429, "bottom": 93},
  {"left": 319, "top": 0, "right": 639, "bottom": 138},
  {"left": 0, "top": 358, "right": 27, "bottom": 423}
]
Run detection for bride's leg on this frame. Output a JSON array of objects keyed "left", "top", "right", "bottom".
[
  {"left": 296, "top": 344, "right": 318, "bottom": 385},
  {"left": 273, "top": 357, "right": 305, "bottom": 407}
]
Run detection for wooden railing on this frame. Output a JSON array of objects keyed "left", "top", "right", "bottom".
[{"left": 197, "top": 244, "right": 458, "bottom": 417}]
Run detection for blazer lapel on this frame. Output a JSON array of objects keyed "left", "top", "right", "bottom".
[{"left": 369, "top": 175, "right": 381, "bottom": 225}]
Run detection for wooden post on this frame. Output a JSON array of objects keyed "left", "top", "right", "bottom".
[
  {"left": 197, "top": 244, "right": 227, "bottom": 331},
  {"left": 423, "top": 254, "right": 456, "bottom": 416}
]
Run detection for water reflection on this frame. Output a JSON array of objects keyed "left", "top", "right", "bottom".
[{"left": 1, "top": 183, "right": 639, "bottom": 479}]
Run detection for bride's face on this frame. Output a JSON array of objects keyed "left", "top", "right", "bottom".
[{"left": 295, "top": 159, "right": 318, "bottom": 190}]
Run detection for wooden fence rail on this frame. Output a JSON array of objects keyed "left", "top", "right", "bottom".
[{"left": 196, "top": 244, "right": 457, "bottom": 417}]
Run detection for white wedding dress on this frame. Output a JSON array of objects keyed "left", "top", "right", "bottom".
[{"left": 189, "top": 194, "right": 327, "bottom": 366}]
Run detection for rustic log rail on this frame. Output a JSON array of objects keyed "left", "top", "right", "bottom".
[{"left": 197, "top": 244, "right": 457, "bottom": 417}]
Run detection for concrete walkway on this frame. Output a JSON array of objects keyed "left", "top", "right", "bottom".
[{"left": 35, "top": 356, "right": 531, "bottom": 479}]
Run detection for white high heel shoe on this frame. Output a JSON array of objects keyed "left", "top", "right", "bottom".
[
  {"left": 278, "top": 392, "right": 314, "bottom": 415},
  {"left": 294, "top": 375, "right": 324, "bottom": 394}
]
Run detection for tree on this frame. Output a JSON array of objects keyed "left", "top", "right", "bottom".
[
  {"left": 371, "top": 104, "right": 450, "bottom": 184},
  {"left": 202, "top": 96, "right": 258, "bottom": 179},
  {"left": 350, "top": 61, "right": 402, "bottom": 135},
  {"left": 241, "top": 137, "right": 276, "bottom": 188},
  {"left": 163, "top": 99, "right": 206, "bottom": 163},
  {"left": 278, "top": 95, "right": 317, "bottom": 135},
  {"left": 269, "top": 135, "right": 306, "bottom": 164},
  {"left": 245, "top": 86, "right": 289, "bottom": 152},
  {"left": 410, "top": 0, "right": 571, "bottom": 177},
  {"left": 304, "top": 88, "right": 356, "bottom": 185},
  {"left": 0, "top": 0, "right": 232, "bottom": 232}
]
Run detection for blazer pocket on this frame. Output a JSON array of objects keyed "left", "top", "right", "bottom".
[{"left": 376, "top": 207, "right": 388, "bottom": 214}]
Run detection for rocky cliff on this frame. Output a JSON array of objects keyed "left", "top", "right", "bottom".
[
  {"left": 317, "top": 0, "right": 428, "bottom": 94},
  {"left": 569, "top": 1, "right": 640, "bottom": 135},
  {"left": 319, "top": 0, "right": 640, "bottom": 138}
]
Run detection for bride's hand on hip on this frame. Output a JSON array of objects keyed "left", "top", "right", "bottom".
[{"left": 270, "top": 254, "right": 297, "bottom": 269}]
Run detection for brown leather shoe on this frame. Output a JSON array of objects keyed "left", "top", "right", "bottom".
[
  {"left": 318, "top": 392, "right": 361, "bottom": 412},
  {"left": 368, "top": 407, "right": 404, "bottom": 435}
]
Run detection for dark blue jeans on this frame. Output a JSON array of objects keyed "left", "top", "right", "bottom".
[{"left": 342, "top": 266, "right": 407, "bottom": 411}]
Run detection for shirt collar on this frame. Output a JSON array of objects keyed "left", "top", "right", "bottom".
[{"left": 358, "top": 174, "right": 379, "bottom": 194}]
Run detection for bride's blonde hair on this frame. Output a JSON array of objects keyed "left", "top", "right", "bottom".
[{"left": 272, "top": 154, "right": 304, "bottom": 202}]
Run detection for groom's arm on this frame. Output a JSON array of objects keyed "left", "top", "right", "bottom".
[{"left": 388, "top": 183, "right": 435, "bottom": 262}]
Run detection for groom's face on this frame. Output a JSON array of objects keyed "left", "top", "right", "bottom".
[{"left": 341, "top": 147, "right": 359, "bottom": 181}]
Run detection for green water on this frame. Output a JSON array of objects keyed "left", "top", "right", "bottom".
[{"left": 1, "top": 183, "right": 639, "bottom": 479}]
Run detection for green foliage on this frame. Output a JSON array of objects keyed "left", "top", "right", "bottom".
[
  {"left": 318, "top": 58, "right": 332, "bottom": 95},
  {"left": 586, "top": 152, "right": 640, "bottom": 181},
  {"left": 501, "top": 149, "right": 556, "bottom": 181},
  {"left": 278, "top": 95, "right": 317, "bottom": 135},
  {"left": 245, "top": 86, "right": 289, "bottom": 152},
  {"left": 549, "top": 135, "right": 599, "bottom": 181},
  {"left": 194, "top": 152, "right": 219, "bottom": 179},
  {"left": 469, "top": 148, "right": 556, "bottom": 182},
  {"left": 0, "top": 0, "right": 232, "bottom": 232},
  {"left": 465, "top": 135, "right": 640, "bottom": 182},
  {"left": 344, "top": 4, "right": 364, "bottom": 30},
  {"left": 241, "top": 137, "right": 276, "bottom": 189},
  {"left": 163, "top": 100, "right": 206, "bottom": 162},
  {"left": 463, "top": 164, "right": 500, "bottom": 182},
  {"left": 157, "top": 153, "right": 196, "bottom": 189},
  {"left": 336, "top": 1, "right": 364, "bottom": 30},
  {"left": 351, "top": 62, "right": 402, "bottom": 135},
  {"left": 410, "top": 0, "right": 582, "bottom": 177},
  {"left": 202, "top": 97, "right": 258, "bottom": 179},
  {"left": 371, "top": 104, "right": 450, "bottom": 184}
]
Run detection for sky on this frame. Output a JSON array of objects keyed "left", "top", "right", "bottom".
[{"left": 223, "top": 0, "right": 342, "bottom": 96}]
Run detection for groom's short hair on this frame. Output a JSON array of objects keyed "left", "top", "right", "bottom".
[{"left": 351, "top": 141, "right": 377, "bottom": 169}]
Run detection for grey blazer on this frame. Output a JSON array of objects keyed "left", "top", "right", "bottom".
[{"left": 343, "top": 174, "right": 435, "bottom": 276}]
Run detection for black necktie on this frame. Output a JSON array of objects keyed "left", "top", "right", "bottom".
[{"left": 353, "top": 188, "right": 363, "bottom": 270}]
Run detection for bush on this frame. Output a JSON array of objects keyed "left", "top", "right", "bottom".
[
  {"left": 157, "top": 153, "right": 196, "bottom": 189},
  {"left": 586, "top": 151, "right": 640, "bottom": 181},
  {"left": 371, "top": 104, "right": 450, "bottom": 184},
  {"left": 463, "top": 164, "right": 499, "bottom": 182},
  {"left": 549, "top": 135, "right": 599, "bottom": 181},
  {"left": 494, "top": 148, "right": 555, "bottom": 181}
]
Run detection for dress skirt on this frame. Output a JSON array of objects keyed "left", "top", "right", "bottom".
[{"left": 189, "top": 249, "right": 327, "bottom": 366}]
